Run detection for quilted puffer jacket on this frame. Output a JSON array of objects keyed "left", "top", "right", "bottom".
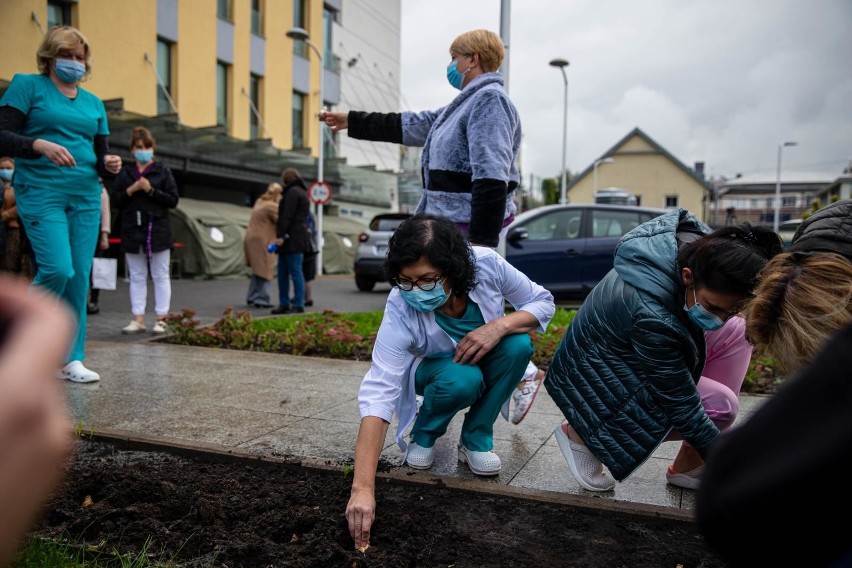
[
  {"left": 788, "top": 198, "right": 852, "bottom": 260},
  {"left": 544, "top": 209, "right": 719, "bottom": 481}
]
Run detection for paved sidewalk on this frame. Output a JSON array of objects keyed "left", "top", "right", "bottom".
[{"left": 68, "top": 275, "right": 769, "bottom": 520}]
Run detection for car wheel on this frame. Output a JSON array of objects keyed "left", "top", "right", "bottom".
[{"left": 355, "top": 276, "right": 376, "bottom": 292}]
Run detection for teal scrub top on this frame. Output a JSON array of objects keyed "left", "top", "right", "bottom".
[
  {"left": 434, "top": 299, "right": 486, "bottom": 343},
  {"left": 0, "top": 73, "right": 109, "bottom": 195}
]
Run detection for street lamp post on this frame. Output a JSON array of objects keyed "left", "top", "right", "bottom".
[
  {"left": 773, "top": 141, "right": 797, "bottom": 233},
  {"left": 286, "top": 26, "right": 325, "bottom": 276},
  {"left": 592, "top": 157, "right": 614, "bottom": 194},
  {"left": 549, "top": 58, "right": 569, "bottom": 204}
]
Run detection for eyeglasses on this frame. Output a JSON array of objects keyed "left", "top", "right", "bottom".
[{"left": 394, "top": 276, "right": 444, "bottom": 292}]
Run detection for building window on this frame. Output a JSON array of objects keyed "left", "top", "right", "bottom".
[
  {"left": 322, "top": 7, "right": 341, "bottom": 72},
  {"left": 292, "top": 91, "right": 305, "bottom": 149},
  {"left": 47, "top": 0, "right": 72, "bottom": 27},
  {"left": 249, "top": 74, "right": 261, "bottom": 139},
  {"left": 782, "top": 196, "right": 797, "bottom": 207},
  {"left": 216, "top": 62, "right": 229, "bottom": 129},
  {"left": 156, "top": 39, "right": 173, "bottom": 116},
  {"left": 251, "top": 0, "right": 263, "bottom": 36},
  {"left": 217, "top": 0, "right": 231, "bottom": 21},
  {"left": 293, "top": 0, "right": 307, "bottom": 58},
  {"left": 664, "top": 195, "right": 679, "bottom": 208}
]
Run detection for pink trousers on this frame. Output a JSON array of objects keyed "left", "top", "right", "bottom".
[{"left": 668, "top": 315, "right": 752, "bottom": 441}]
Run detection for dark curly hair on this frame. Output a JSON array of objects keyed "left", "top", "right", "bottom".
[
  {"left": 677, "top": 223, "right": 783, "bottom": 297},
  {"left": 384, "top": 215, "right": 477, "bottom": 297}
]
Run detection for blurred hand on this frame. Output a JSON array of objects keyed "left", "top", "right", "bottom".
[
  {"left": 318, "top": 108, "right": 349, "bottom": 134},
  {"left": 98, "top": 232, "right": 110, "bottom": 251},
  {"left": 33, "top": 139, "right": 76, "bottom": 167},
  {"left": 0, "top": 276, "right": 75, "bottom": 565},
  {"left": 103, "top": 154, "right": 122, "bottom": 174}
]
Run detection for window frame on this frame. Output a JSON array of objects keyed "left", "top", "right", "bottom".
[
  {"left": 47, "top": 0, "right": 73, "bottom": 27},
  {"left": 216, "top": 62, "right": 230, "bottom": 129},
  {"left": 292, "top": 91, "right": 305, "bottom": 149},
  {"left": 249, "top": 74, "right": 262, "bottom": 139},
  {"left": 251, "top": 0, "right": 263, "bottom": 36},
  {"left": 155, "top": 38, "right": 174, "bottom": 116}
]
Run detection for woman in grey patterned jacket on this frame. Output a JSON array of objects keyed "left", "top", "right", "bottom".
[{"left": 320, "top": 29, "right": 519, "bottom": 249}]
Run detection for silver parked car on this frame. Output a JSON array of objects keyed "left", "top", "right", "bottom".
[
  {"left": 353, "top": 212, "right": 412, "bottom": 291},
  {"left": 498, "top": 204, "right": 668, "bottom": 300}
]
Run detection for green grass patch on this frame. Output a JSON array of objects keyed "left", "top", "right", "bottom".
[
  {"left": 12, "top": 535, "right": 177, "bottom": 567},
  {"left": 162, "top": 306, "right": 779, "bottom": 394}
]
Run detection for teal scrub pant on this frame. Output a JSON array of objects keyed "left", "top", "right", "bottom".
[
  {"left": 412, "top": 333, "right": 533, "bottom": 452},
  {"left": 15, "top": 185, "right": 100, "bottom": 363}
]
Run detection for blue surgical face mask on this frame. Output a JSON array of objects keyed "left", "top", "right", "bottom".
[
  {"left": 54, "top": 58, "right": 86, "bottom": 83},
  {"left": 0, "top": 169, "right": 13, "bottom": 182},
  {"left": 134, "top": 149, "right": 154, "bottom": 163},
  {"left": 446, "top": 60, "right": 468, "bottom": 90},
  {"left": 684, "top": 288, "right": 724, "bottom": 331},
  {"left": 400, "top": 281, "right": 450, "bottom": 313}
]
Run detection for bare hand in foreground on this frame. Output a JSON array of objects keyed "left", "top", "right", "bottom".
[
  {"left": 318, "top": 108, "right": 349, "bottom": 134},
  {"left": 0, "top": 276, "right": 75, "bottom": 565},
  {"left": 345, "top": 487, "right": 376, "bottom": 550}
]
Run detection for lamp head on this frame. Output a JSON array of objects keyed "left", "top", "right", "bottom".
[
  {"left": 599, "top": 157, "right": 614, "bottom": 165},
  {"left": 286, "top": 26, "right": 310, "bottom": 41},
  {"left": 783, "top": 141, "right": 798, "bottom": 148},
  {"left": 549, "top": 58, "right": 570, "bottom": 68}
]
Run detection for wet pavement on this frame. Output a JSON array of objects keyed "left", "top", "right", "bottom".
[{"left": 69, "top": 274, "right": 769, "bottom": 520}]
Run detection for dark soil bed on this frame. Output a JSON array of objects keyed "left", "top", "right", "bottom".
[{"left": 31, "top": 439, "right": 728, "bottom": 567}]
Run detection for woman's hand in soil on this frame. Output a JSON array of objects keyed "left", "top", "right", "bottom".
[
  {"left": 346, "top": 488, "right": 376, "bottom": 550},
  {"left": 0, "top": 276, "right": 75, "bottom": 566}
]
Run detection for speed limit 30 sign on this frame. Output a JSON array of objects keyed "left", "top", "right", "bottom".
[{"left": 308, "top": 181, "right": 332, "bottom": 205}]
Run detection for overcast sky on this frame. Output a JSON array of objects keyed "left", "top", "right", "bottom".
[{"left": 398, "top": 0, "right": 852, "bottom": 184}]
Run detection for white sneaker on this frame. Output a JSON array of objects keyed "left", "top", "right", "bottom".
[
  {"left": 405, "top": 442, "right": 435, "bottom": 469},
  {"left": 458, "top": 443, "right": 501, "bottom": 476},
  {"left": 554, "top": 424, "right": 615, "bottom": 492},
  {"left": 151, "top": 321, "right": 167, "bottom": 334},
  {"left": 122, "top": 320, "right": 146, "bottom": 334},
  {"left": 511, "top": 367, "right": 545, "bottom": 425},
  {"left": 58, "top": 361, "right": 100, "bottom": 383}
]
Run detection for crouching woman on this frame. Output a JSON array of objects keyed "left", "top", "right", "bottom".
[{"left": 345, "top": 214, "right": 555, "bottom": 549}]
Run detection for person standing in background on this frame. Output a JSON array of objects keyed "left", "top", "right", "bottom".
[
  {"left": 271, "top": 167, "right": 310, "bottom": 315},
  {"left": 111, "top": 126, "right": 179, "bottom": 335},
  {"left": 302, "top": 208, "right": 318, "bottom": 308},
  {"left": 86, "top": 180, "right": 111, "bottom": 314},
  {"left": 0, "top": 26, "right": 122, "bottom": 383},
  {"left": 243, "top": 182, "right": 282, "bottom": 309},
  {"left": 320, "top": 29, "right": 544, "bottom": 424},
  {"left": 1, "top": 156, "right": 34, "bottom": 280}
]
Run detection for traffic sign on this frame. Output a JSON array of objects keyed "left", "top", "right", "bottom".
[{"left": 308, "top": 181, "right": 332, "bottom": 205}]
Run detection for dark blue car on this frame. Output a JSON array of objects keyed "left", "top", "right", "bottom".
[{"left": 498, "top": 204, "right": 668, "bottom": 300}]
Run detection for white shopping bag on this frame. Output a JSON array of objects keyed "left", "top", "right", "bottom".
[{"left": 91, "top": 257, "right": 117, "bottom": 290}]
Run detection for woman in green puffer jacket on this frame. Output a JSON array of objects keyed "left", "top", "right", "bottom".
[{"left": 544, "top": 209, "right": 782, "bottom": 492}]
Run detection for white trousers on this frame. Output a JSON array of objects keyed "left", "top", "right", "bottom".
[{"left": 125, "top": 250, "right": 171, "bottom": 317}]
